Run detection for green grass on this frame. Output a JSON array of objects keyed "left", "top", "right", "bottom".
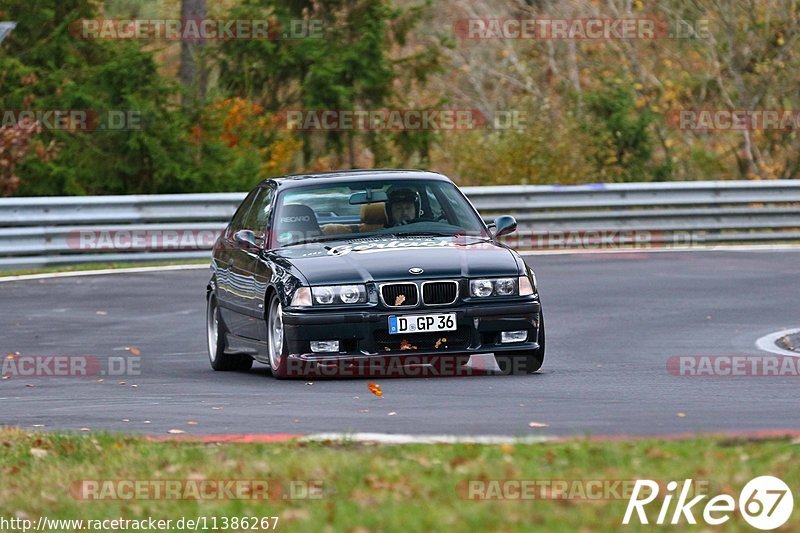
[
  {"left": 1, "top": 430, "right": 798, "bottom": 531},
  {"left": 0, "top": 260, "right": 207, "bottom": 278}
]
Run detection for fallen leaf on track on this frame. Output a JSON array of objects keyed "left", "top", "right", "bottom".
[{"left": 368, "top": 383, "right": 383, "bottom": 397}]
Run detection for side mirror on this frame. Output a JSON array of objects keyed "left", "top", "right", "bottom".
[
  {"left": 233, "top": 229, "right": 260, "bottom": 250},
  {"left": 492, "top": 215, "right": 517, "bottom": 238}
]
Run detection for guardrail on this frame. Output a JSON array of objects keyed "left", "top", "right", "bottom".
[{"left": 1, "top": 180, "right": 799, "bottom": 269}]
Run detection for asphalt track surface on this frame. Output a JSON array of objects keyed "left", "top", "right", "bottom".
[{"left": 1, "top": 250, "right": 798, "bottom": 438}]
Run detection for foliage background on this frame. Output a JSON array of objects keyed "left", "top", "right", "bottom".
[{"left": 1, "top": 0, "right": 798, "bottom": 195}]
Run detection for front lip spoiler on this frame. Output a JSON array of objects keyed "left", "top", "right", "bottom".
[
  {"left": 288, "top": 343, "right": 540, "bottom": 362},
  {"left": 279, "top": 348, "right": 539, "bottom": 378}
]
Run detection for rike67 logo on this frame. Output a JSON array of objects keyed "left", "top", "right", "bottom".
[{"left": 623, "top": 476, "right": 794, "bottom": 530}]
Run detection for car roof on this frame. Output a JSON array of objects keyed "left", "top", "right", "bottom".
[{"left": 260, "top": 169, "right": 451, "bottom": 189}]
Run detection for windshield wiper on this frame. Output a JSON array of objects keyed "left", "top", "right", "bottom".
[
  {"left": 280, "top": 235, "right": 347, "bottom": 247},
  {"left": 281, "top": 232, "right": 390, "bottom": 248},
  {"left": 392, "top": 230, "right": 494, "bottom": 242},
  {"left": 391, "top": 230, "right": 456, "bottom": 237}
]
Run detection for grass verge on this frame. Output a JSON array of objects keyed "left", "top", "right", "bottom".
[{"left": 0, "top": 430, "right": 798, "bottom": 531}]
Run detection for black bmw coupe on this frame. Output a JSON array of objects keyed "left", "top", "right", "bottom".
[{"left": 206, "top": 169, "right": 544, "bottom": 378}]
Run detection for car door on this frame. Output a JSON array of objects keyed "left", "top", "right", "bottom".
[
  {"left": 234, "top": 186, "right": 276, "bottom": 340},
  {"left": 216, "top": 187, "right": 261, "bottom": 335}
]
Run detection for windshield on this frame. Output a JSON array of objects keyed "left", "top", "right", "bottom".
[{"left": 271, "top": 179, "right": 487, "bottom": 247}]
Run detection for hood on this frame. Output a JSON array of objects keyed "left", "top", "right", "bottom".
[{"left": 271, "top": 236, "right": 521, "bottom": 285}]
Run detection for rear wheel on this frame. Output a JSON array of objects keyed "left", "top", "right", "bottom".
[
  {"left": 267, "top": 293, "right": 289, "bottom": 378},
  {"left": 495, "top": 311, "right": 545, "bottom": 375},
  {"left": 206, "top": 293, "right": 253, "bottom": 372}
]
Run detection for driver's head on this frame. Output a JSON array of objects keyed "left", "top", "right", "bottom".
[{"left": 386, "top": 188, "right": 419, "bottom": 226}]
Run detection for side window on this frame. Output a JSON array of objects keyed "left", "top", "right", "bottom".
[
  {"left": 242, "top": 187, "right": 274, "bottom": 239},
  {"left": 424, "top": 187, "right": 444, "bottom": 220},
  {"left": 228, "top": 188, "right": 261, "bottom": 236}
]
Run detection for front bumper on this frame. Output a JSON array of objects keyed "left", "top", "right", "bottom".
[{"left": 281, "top": 298, "right": 541, "bottom": 361}]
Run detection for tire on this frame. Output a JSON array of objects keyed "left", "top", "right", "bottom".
[
  {"left": 495, "top": 311, "right": 545, "bottom": 375},
  {"left": 206, "top": 293, "right": 253, "bottom": 372},
  {"left": 267, "top": 292, "right": 289, "bottom": 378}
]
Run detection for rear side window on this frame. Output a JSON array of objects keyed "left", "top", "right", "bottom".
[
  {"left": 241, "top": 187, "right": 274, "bottom": 239},
  {"left": 228, "top": 188, "right": 261, "bottom": 235}
]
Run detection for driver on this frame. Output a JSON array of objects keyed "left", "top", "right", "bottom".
[{"left": 385, "top": 187, "right": 421, "bottom": 226}]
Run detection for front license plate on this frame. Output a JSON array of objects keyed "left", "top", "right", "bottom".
[{"left": 388, "top": 313, "right": 456, "bottom": 334}]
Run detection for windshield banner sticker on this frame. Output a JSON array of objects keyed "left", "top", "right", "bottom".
[{"left": 326, "top": 238, "right": 455, "bottom": 256}]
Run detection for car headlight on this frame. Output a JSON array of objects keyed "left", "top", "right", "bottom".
[
  {"left": 311, "top": 284, "right": 367, "bottom": 305},
  {"left": 495, "top": 278, "right": 515, "bottom": 295},
  {"left": 471, "top": 279, "right": 494, "bottom": 297},
  {"left": 470, "top": 278, "right": 518, "bottom": 297}
]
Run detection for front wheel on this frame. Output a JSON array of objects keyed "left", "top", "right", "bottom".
[
  {"left": 495, "top": 311, "right": 545, "bottom": 375},
  {"left": 206, "top": 293, "right": 253, "bottom": 372},
  {"left": 267, "top": 293, "right": 289, "bottom": 378}
]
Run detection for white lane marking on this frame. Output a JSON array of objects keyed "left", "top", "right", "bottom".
[
  {"left": 755, "top": 328, "right": 800, "bottom": 357},
  {"left": 0, "top": 263, "right": 208, "bottom": 283},
  {"left": 300, "top": 432, "right": 555, "bottom": 444},
  {"left": 521, "top": 244, "right": 800, "bottom": 256}
]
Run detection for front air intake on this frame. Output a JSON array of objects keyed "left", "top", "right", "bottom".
[{"left": 381, "top": 283, "right": 418, "bottom": 307}]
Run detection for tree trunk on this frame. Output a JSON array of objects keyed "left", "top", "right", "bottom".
[{"left": 179, "top": 0, "right": 207, "bottom": 103}]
